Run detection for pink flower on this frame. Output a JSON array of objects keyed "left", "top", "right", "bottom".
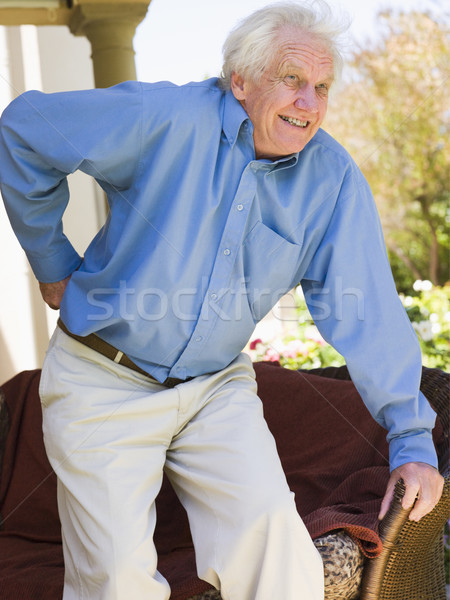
[
  {"left": 249, "top": 338, "right": 263, "bottom": 350},
  {"left": 264, "top": 348, "right": 280, "bottom": 362},
  {"left": 282, "top": 339, "right": 309, "bottom": 358}
]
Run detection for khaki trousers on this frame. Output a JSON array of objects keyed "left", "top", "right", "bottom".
[{"left": 39, "top": 328, "right": 324, "bottom": 600}]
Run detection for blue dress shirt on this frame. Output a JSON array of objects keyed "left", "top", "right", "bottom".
[{"left": 0, "top": 78, "right": 438, "bottom": 471}]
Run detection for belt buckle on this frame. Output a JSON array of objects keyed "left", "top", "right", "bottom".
[
  {"left": 163, "top": 377, "right": 183, "bottom": 388},
  {"left": 163, "top": 376, "right": 194, "bottom": 388}
]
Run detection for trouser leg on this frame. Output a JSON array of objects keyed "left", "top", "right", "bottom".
[
  {"left": 165, "top": 353, "right": 324, "bottom": 600},
  {"left": 40, "top": 328, "right": 323, "bottom": 599},
  {"left": 39, "top": 329, "right": 175, "bottom": 600}
]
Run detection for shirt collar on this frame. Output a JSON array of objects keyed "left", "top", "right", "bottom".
[
  {"left": 270, "top": 154, "right": 298, "bottom": 170},
  {"left": 222, "top": 89, "right": 251, "bottom": 148}
]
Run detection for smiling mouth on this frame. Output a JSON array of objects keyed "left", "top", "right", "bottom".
[{"left": 279, "top": 115, "right": 308, "bottom": 128}]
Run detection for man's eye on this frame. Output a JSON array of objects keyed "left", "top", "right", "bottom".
[
  {"left": 284, "top": 75, "right": 297, "bottom": 82},
  {"left": 316, "top": 83, "right": 329, "bottom": 95}
]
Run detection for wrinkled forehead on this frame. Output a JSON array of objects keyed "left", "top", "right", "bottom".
[{"left": 271, "top": 28, "right": 335, "bottom": 78}]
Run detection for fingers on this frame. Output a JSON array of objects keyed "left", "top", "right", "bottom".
[
  {"left": 408, "top": 468, "right": 444, "bottom": 521},
  {"left": 401, "top": 475, "right": 420, "bottom": 512},
  {"left": 379, "top": 462, "right": 444, "bottom": 522},
  {"left": 378, "top": 477, "right": 395, "bottom": 520}
]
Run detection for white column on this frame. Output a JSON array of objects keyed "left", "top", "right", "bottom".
[{"left": 0, "top": 25, "right": 43, "bottom": 382}]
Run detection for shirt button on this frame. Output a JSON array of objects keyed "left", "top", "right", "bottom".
[
  {"left": 210, "top": 293, "right": 217, "bottom": 300},
  {"left": 236, "top": 204, "right": 244, "bottom": 211},
  {"left": 195, "top": 336, "right": 203, "bottom": 342},
  {"left": 223, "top": 248, "right": 231, "bottom": 256}
]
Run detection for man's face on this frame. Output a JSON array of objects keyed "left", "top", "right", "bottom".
[{"left": 231, "top": 29, "right": 334, "bottom": 160}]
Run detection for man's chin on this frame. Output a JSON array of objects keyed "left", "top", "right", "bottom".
[
  {"left": 276, "top": 132, "right": 314, "bottom": 156},
  {"left": 254, "top": 133, "right": 313, "bottom": 160}
]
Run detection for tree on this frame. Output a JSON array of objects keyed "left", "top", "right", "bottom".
[{"left": 324, "top": 11, "right": 450, "bottom": 291}]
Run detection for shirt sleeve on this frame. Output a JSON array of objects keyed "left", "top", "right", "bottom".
[
  {"left": 301, "top": 163, "right": 438, "bottom": 472},
  {"left": 0, "top": 81, "right": 143, "bottom": 282}
]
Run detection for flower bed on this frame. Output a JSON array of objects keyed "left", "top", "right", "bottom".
[{"left": 248, "top": 283, "right": 450, "bottom": 372}]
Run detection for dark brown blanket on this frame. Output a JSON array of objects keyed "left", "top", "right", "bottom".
[{"left": 0, "top": 365, "right": 443, "bottom": 599}]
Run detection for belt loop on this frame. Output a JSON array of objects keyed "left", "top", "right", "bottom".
[{"left": 113, "top": 351, "right": 124, "bottom": 363}]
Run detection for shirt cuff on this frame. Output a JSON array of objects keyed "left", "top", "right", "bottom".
[
  {"left": 27, "top": 245, "right": 82, "bottom": 283},
  {"left": 389, "top": 429, "right": 439, "bottom": 472}
]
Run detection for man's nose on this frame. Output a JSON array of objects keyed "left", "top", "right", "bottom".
[{"left": 294, "top": 85, "right": 319, "bottom": 113}]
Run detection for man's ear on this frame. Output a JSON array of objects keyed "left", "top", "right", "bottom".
[{"left": 230, "top": 72, "right": 246, "bottom": 101}]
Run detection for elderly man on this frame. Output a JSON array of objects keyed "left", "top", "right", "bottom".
[{"left": 0, "top": 1, "right": 443, "bottom": 599}]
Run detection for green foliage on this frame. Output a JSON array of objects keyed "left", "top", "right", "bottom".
[
  {"left": 387, "top": 249, "right": 417, "bottom": 294},
  {"left": 400, "top": 282, "right": 450, "bottom": 370}
]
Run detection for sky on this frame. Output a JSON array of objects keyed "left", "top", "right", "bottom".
[{"left": 134, "top": 0, "right": 443, "bottom": 85}]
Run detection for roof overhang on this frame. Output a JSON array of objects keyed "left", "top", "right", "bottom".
[{"left": 0, "top": 0, "right": 150, "bottom": 26}]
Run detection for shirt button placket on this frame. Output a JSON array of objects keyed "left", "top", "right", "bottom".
[{"left": 187, "top": 167, "right": 253, "bottom": 367}]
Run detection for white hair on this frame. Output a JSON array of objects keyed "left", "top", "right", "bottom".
[{"left": 219, "top": 0, "right": 349, "bottom": 90}]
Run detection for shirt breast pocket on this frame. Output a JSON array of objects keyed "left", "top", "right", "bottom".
[{"left": 242, "top": 221, "right": 303, "bottom": 323}]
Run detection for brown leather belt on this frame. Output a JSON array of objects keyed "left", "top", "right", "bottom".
[{"left": 57, "top": 318, "right": 189, "bottom": 388}]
